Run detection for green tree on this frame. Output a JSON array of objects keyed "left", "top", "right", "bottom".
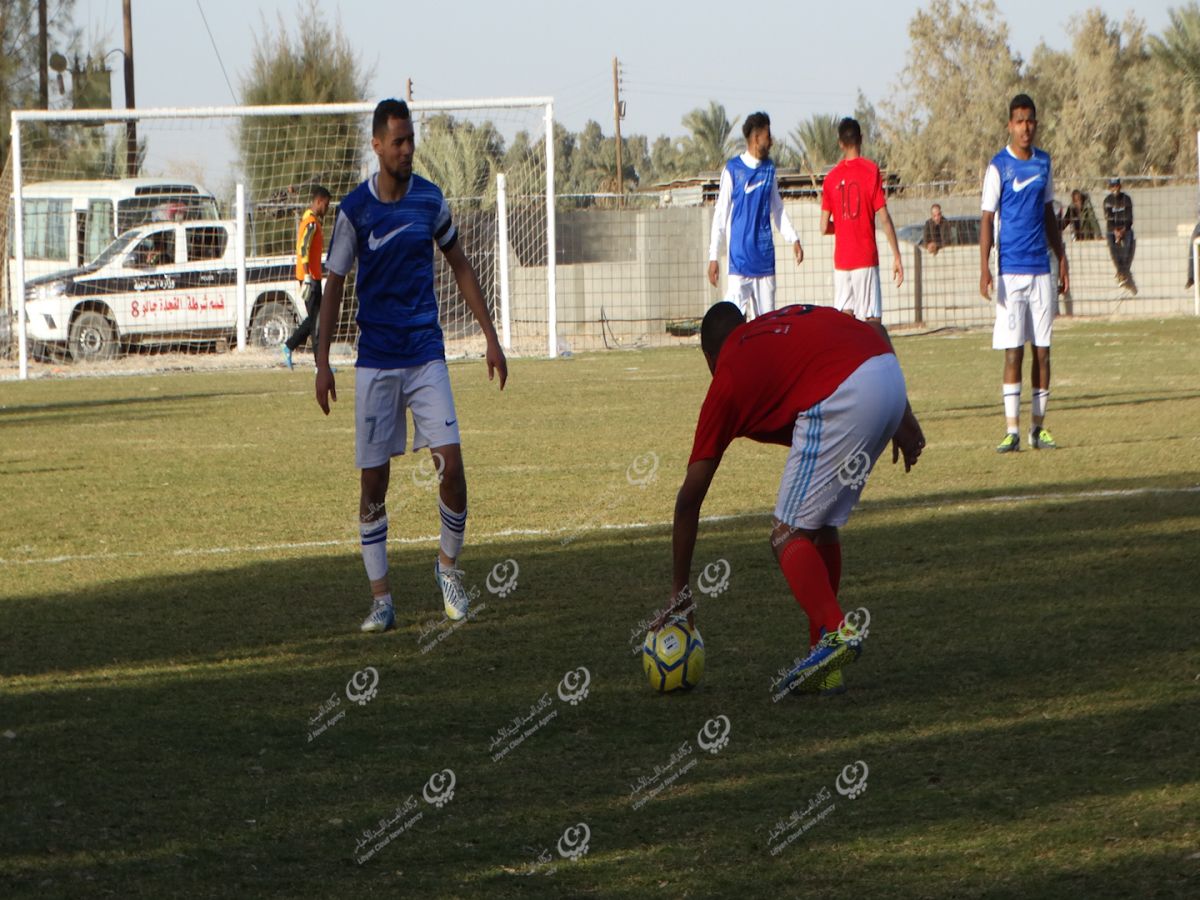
[
  {"left": 1, "top": 0, "right": 78, "bottom": 165},
  {"left": 237, "top": 0, "right": 368, "bottom": 253},
  {"left": 1150, "top": 2, "right": 1200, "bottom": 88},
  {"left": 790, "top": 114, "right": 841, "bottom": 172},
  {"left": 677, "top": 101, "right": 739, "bottom": 174},
  {"left": 414, "top": 113, "right": 502, "bottom": 207},
  {"left": 880, "top": 0, "right": 1022, "bottom": 185},
  {"left": 1027, "top": 10, "right": 1149, "bottom": 179}
]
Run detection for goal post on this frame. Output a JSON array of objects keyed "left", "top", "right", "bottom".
[{"left": 5, "top": 97, "right": 556, "bottom": 379}]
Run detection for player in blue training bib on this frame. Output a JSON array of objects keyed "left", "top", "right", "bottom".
[
  {"left": 315, "top": 99, "right": 508, "bottom": 634},
  {"left": 980, "top": 93, "right": 1069, "bottom": 454}
]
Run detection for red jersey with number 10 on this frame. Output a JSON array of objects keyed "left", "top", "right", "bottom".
[
  {"left": 688, "top": 305, "right": 892, "bottom": 465},
  {"left": 821, "top": 156, "right": 887, "bottom": 271}
]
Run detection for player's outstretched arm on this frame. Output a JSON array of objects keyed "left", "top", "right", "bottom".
[
  {"left": 707, "top": 170, "right": 733, "bottom": 287},
  {"left": 979, "top": 210, "right": 996, "bottom": 300},
  {"left": 443, "top": 242, "right": 508, "bottom": 390},
  {"left": 879, "top": 207, "right": 904, "bottom": 286},
  {"left": 659, "top": 458, "right": 718, "bottom": 628},
  {"left": 315, "top": 272, "right": 345, "bottom": 415},
  {"left": 864, "top": 319, "right": 925, "bottom": 471}
]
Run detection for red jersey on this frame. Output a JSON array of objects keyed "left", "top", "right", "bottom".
[
  {"left": 688, "top": 305, "right": 892, "bottom": 465},
  {"left": 821, "top": 157, "right": 886, "bottom": 271}
]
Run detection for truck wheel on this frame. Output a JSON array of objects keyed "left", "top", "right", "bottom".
[
  {"left": 68, "top": 311, "right": 119, "bottom": 362},
  {"left": 250, "top": 301, "right": 296, "bottom": 348}
]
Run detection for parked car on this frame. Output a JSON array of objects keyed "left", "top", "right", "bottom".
[{"left": 20, "top": 220, "right": 303, "bottom": 362}]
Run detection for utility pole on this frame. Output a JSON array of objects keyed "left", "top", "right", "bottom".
[
  {"left": 122, "top": 0, "right": 137, "bottom": 176},
  {"left": 612, "top": 56, "right": 623, "bottom": 201},
  {"left": 406, "top": 78, "right": 414, "bottom": 103},
  {"left": 37, "top": 0, "right": 48, "bottom": 108}
]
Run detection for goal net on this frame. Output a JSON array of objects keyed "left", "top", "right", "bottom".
[{"left": 3, "top": 98, "right": 555, "bottom": 379}]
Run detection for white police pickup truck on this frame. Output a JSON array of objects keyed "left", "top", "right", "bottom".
[{"left": 21, "top": 220, "right": 305, "bottom": 362}]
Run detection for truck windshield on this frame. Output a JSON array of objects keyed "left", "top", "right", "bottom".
[
  {"left": 116, "top": 195, "right": 220, "bottom": 233},
  {"left": 90, "top": 231, "right": 140, "bottom": 267}
]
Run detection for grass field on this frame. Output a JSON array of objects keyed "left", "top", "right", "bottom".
[{"left": 2, "top": 317, "right": 1198, "bottom": 899}]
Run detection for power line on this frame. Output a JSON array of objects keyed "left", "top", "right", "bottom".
[{"left": 195, "top": 0, "right": 237, "bottom": 104}]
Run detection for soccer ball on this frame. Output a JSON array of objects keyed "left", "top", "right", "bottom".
[{"left": 642, "top": 617, "right": 705, "bottom": 692}]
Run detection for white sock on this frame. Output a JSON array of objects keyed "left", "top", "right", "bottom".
[
  {"left": 1003, "top": 383, "right": 1021, "bottom": 431},
  {"left": 1032, "top": 388, "right": 1049, "bottom": 422},
  {"left": 360, "top": 515, "right": 389, "bottom": 590},
  {"left": 439, "top": 499, "right": 466, "bottom": 564}
]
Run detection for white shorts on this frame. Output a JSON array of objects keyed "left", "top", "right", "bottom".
[
  {"left": 355, "top": 360, "right": 461, "bottom": 469},
  {"left": 724, "top": 274, "right": 776, "bottom": 319},
  {"left": 774, "top": 354, "right": 907, "bottom": 530},
  {"left": 832, "top": 267, "right": 883, "bottom": 320},
  {"left": 993, "top": 273, "right": 1055, "bottom": 349}
]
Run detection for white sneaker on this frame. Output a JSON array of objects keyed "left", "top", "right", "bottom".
[
  {"left": 360, "top": 598, "right": 395, "bottom": 633},
  {"left": 435, "top": 561, "right": 469, "bottom": 621}
]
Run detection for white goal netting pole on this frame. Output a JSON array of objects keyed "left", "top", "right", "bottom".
[
  {"left": 10, "top": 111, "right": 29, "bottom": 380},
  {"left": 496, "top": 172, "right": 511, "bottom": 351},
  {"left": 545, "top": 100, "right": 558, "bottom": 359}
]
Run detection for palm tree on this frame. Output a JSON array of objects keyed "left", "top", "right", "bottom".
[
  {"left": 1149, "top": 2, "right": 1200, "bottom": 88},
  {"left": 677, "top": 101, "right": 739, "bottom": 174},
  {"left": 790, "top": 114, "right": 841, "bottom": 172}
]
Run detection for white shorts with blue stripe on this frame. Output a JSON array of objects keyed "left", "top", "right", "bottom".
[{"left": 773, "top": 354, "right": 907, "bottom": 530}]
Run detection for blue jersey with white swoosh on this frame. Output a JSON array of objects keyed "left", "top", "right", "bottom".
[
  {"left": 982, "top": 146, "right": 1054, "bottom": 275},
  {"left": 725, "top": 156, "right": 777, "bottom": 277},
  {"left": 326, "top": 173, "right": 458, "bottom": 368}
]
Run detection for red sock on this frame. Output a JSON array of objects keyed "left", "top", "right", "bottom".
[
  {"left": 780, "top": 539, "right": 844, "bottom": 643},
  {"left": 817, "top": 542, "right": 842, "bottom": 595}
]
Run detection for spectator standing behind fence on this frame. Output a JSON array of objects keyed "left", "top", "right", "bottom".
[
  {"left": 282, "top": 185, "right": 331, "bottom": 370},
  {"left": 1059, "top": 190, "right": 1101, "bottom": 241},
  {"left": 707, "top": 111, "right": 804, "bottom": 319},
  {"left": 922, "top": 204, "right": 951, "bottom": 255},
  {"left": 1103, "top": 177, "right": 1137, "bottom": 295}
]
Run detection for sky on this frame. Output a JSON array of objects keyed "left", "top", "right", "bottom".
[{"left": 66, "top": 0, "right": 1179, "bottom": 185}]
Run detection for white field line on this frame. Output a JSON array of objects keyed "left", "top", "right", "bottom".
[{"left": 2, "top": 484, "right": 1196, "bottom": 568}]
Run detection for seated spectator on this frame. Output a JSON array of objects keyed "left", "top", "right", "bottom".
[
  {"left": 922, "top": 203, "right": 951, "bottom": 255},
  {"left": 1059, "top": 189, "right": 1101, "bottom": 241}
]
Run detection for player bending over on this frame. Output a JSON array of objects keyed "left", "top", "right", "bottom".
[
  {"left": 315, "top": 99, "right": 508, "bottom": 633},
  {"left": 658, "top": 302, "right": 924, "bottom": 694}
]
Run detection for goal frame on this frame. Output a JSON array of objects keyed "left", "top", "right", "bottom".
[{"left": 8, "top": 97, "right": 558, "bottom": 379}]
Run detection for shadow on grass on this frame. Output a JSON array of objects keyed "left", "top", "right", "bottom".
[{"left": 0, "top": 481, "right": 1196, "bottom": 899}]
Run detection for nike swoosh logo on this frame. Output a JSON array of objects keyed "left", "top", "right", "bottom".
[
  {"left": 367, "top": 223, "right": 413, "bottom": 251},
  {"left": 445, "top": 419, "right": 456, "bottom": 427},
  {"left": 1012, "top": 175, "right": 1041, "bottom": 192},
  {"left": 744, "top": 180, "right": 766, "bottom": 194}
]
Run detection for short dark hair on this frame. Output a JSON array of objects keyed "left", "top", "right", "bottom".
[
  {"left": 1008, "top": 94, "right": 1036, "bottom": 120},
  {"left": 311, "top": 185, "right": 331, "bottom": 202},
  {"left": 373, "top": 98, "right": 411, "bottom": 137},
  {"left": 743, "top": 111, "right": 770, "bottom": 140},
  {"left": 701, "top": 301, "right": 746, "bottom": 360},
  {"left": 837, "top": 117, "right": 862, "bottom": 147}
]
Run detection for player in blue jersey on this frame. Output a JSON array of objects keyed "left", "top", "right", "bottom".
[
  {"left": 315, "top": 99, "right": 508, "bottom": 633},
  {"left": 707, "top": 111, "right": 804, "bottom": 318},
  {"left": 980, "top": 94, "right": 1069, "bottom": 453}
]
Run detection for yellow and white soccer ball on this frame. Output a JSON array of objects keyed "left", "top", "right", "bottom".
[{"left": 642, "top": 617, "right": 705, "bottom": 692}]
